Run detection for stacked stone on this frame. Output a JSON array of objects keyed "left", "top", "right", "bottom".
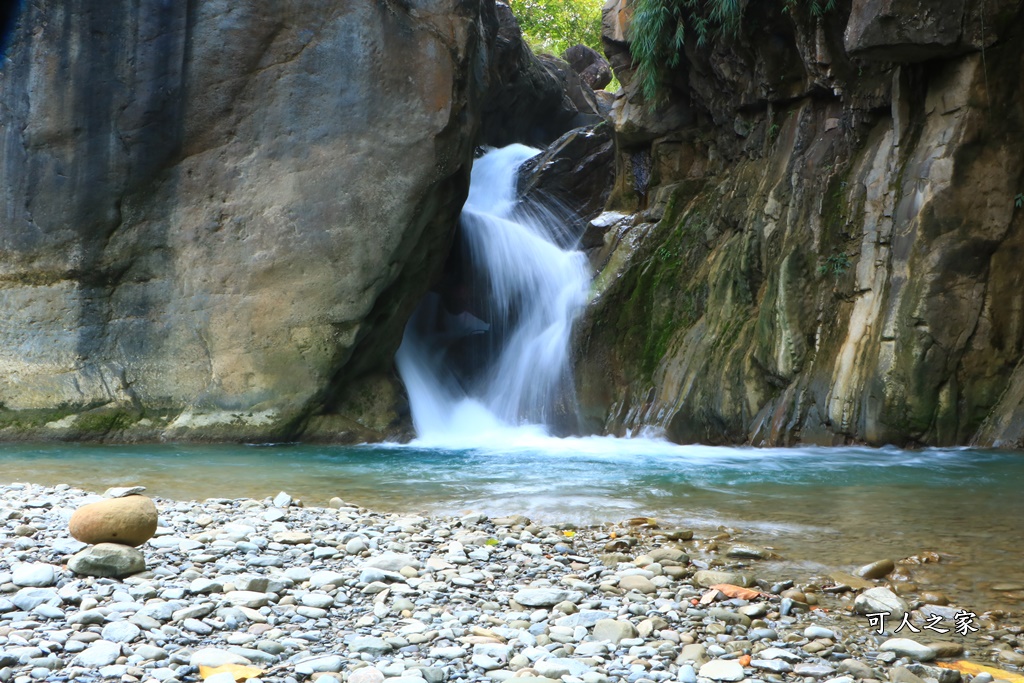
[{"left": 67, "top": 487, "right": 157, "bottom": 578}]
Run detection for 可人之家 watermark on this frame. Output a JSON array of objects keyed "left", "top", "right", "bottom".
[{"left": 865, "top": 610, "right": 978, "bottom": 636}]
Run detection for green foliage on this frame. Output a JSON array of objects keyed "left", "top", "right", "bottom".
[
  {"left": 1015, "top": 192, "right": 1023, "bottom": 208},
  {"left": 818, "top": 252, "right": 852, "bottom": 278},
  {"left": 510, "top": 0, "right": 604, "bottom": 57},
  {"left": 628, "top": 0, "right": 835, "bottom": 104}
]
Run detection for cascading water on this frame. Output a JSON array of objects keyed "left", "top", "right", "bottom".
[{"left": 396, "top": 145, "right": 590, "bottom": 444}]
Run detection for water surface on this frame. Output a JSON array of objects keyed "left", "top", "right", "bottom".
[{"left": 1, "top": 438, "right": 1021, "bottom": 612}]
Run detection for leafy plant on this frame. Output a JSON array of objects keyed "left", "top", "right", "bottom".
[
  {"left": 818, "top": 252, "right": 852, "bottom": 277},
  {"left": 1015, "top": 192, "right": 1023, "bottom": 209},
  {"left": 628, "top": 0, "right": 835, "bottom": 104},
  {"left": 509, "top": 0, "right": 603, "bottom": 57}
]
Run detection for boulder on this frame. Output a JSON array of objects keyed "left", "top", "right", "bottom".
[
  {"left": 69, "top": 495, "right": 158, "bottom": 547},
  {"left": 563, "top": 44, "right": 613, "bottom": 91},
  {"left": 0, "top": 0, "right": 498, "bottom": 442},
  {"left": 68, "top": 543, "right": 146, "bottom": 578},
  {"left": 518, "top": 123, "right": 616, "bottom": 223},
  {"left": 480, "top": 3, "right": 597, "bottom": 147}
]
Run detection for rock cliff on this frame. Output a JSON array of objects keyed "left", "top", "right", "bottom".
[
  {"left": 0, "top": 0, "right": 498, "bottom": 441},
  {"left": 576, "top": 0, "right": 1024, "bottom": 447}
]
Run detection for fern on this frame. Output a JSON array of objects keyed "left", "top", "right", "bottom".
[{"left": 628, "top": 0, "right": 833, "bottom": 105}]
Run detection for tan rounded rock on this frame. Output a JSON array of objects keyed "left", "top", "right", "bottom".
[{"left": 69, "top": 495, "right": 158, "bottom": 547}]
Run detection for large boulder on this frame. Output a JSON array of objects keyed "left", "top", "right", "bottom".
[
  {"left": 68, "top": 495, "right": 158, "bottom": 546},
  {"left": 0, "top": 0, "right": 496, "bottom": 441}
]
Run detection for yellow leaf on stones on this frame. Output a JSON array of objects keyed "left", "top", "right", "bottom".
[
  {"left": 937, "top": 661, "right": 1024, "bottom": 683},
  {"left": 563, "top": 530, "right": 576, "bottom": 538},
  {"left": 199, "top": 664, "right": 265, "bottom": 681}
]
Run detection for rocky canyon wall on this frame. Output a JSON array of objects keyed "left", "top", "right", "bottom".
[
  {"left": 0, "top": 0, "right": 499, "bottom": 441},
  {"left": 575, "top": 0, "right": 1024, "bottom": 447}
]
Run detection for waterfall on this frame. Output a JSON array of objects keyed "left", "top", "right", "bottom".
[{"left": 396, "top": 145, "right": 591, "bottom": 445}]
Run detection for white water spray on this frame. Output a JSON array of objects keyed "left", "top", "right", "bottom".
[{"left": 396, "top": 145, "right": 590, "bottom": 445}]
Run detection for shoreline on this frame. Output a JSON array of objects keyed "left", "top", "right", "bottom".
[{"left": 2, "top": 483, "right": 1023, "bottom": 683}]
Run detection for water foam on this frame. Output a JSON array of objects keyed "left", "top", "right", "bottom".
[{"left": 397, "top": 145, "right": 590, "bottom": 444}]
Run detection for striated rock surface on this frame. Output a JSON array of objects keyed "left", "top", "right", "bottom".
[
  {"left": 576, "top": 0, "right": 1024, "bottom": 446},
  {"left": 69, "top": 495, "right": 158, "bottom": 547},
  {"left": 0, "top": 1, "right": 498, "bottom": 442}
]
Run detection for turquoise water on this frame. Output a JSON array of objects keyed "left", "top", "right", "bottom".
[{"left": 1, "top": 439, "right": 1022, "bottom": 611}]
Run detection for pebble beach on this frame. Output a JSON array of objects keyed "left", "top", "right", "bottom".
[{"left": 1, "top": 483, "right": 1022, "bottom": 683}]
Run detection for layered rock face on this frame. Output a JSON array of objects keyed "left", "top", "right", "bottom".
[
  {"left": 0, "top": 1, "right": 497, "bottom": 440},
  {"left": 576, "top": 0, "right": 1024, "bottom": 446}
]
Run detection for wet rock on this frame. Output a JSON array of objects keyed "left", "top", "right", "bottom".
[
  {"left": 854, "top": 587, "right": 908, "bottom": 624},
  {"left": 68, "top": 543, "right": 146, "bottom": 578},
  {"left": 694, "top": 570, "right": 752, "bottom": 588},
  {"left": 68, "top": 495, "right": 158, "bottom": 547},
  {"left": 857, "top": 559, "right": 896, "bottom": 580},
  {"left": 726, "top": 544, "right": 771, "bottom": 559}
]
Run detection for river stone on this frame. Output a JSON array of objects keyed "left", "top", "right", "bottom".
[
  {"left": 296, "top": 655, "right": 344, "bottom": 674},
  {"left": 794, "top": 663, "right": 836, "bottom": 678},
  {"left": 535, "top": 658, "right": 590, "bottom": 678},
  {"left": 190, "top": 648, "right": 252, "bottom": 668},
  {"left": 363, "top": 552, "right": 421, "bottom": 572},
  {"left": 699, "top": 659, "right": 745, "bottom": 682},
  {"left": 12, "top": 587, "right": 59, "bottom": 611},
  {"left": 694, "top": 570, "right": 753, "bottom": 587},
  {"left": 68, "top": 543, "right": 146, "bottom": 578},
  {"left": 839, "top": 660, "right": 877, "bottom": 680},
  {"left": 350, "top": 636, "right": 391, "bottom": 656},
  {"left": 273, "top": 530, "right": 312, "bottom": 545},
  {"left": 514, "top": 588, "right": 576, "bottom": 607},
  {"left": 11, "top": 562, "right": 56, "bottom": 587},
  {"left": 758, "top": 648, "right": 802, "bottom": 663},
  {"left": 350, "top": 668, "right": 386, "bottom": 683},
  {"left": 726, "top": 544, "right": 770, "bottom": 559},
  {"left": 68, "top": 495, "right": 158, "bottom": 547},
  {"left": 103, "top": 486, "right": 147, "bottom": 498},
  {"left": 101, "top": 621, "right": 141, "bottom": 643},
  {"left": 555, "top": 610, "right": 614, "bottom": 628},
  {"left": 880, "top": 639, "right": 937, "bottom": 661},
  {"left": 593, "top": 618, "right": 638, "bottom": 643},
  {"left": 857, "top": 559, "right": 896, "bottom": 580},
  {"left": 618, "top": 574, "right": 656, "bottom": 593},
  {"left": 225, "top": 591, "right": 269, "bottom": 608},
  {"left": 75, "top": 641, "right": 121, "bottom": 668},
  {"left": 648, "top": 546, "right": 688, "bottom": 563},
  {"left": 753, "top": 660, "right": 793, "bottom": 674},
  {"left": 854, "top": 587, "right": 908, "bottom": 623},
  {"left": 889, "top": 667, "right": 927, "bottom": 683}
]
